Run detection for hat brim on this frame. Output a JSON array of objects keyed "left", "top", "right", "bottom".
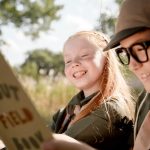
[{"left": 103, "top": 27, "right": 146, "bottom": 51}]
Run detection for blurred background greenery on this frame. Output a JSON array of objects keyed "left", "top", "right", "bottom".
[{"left": 18, "top": 74, "right": 78, "bottom": 125}]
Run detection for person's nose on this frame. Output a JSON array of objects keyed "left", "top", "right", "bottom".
[
  {"left": 129, "top": 56, "right": 142, "bottom": 71},
  {"left": 72, "top": 62, "right": 80, "bottom": 68},
  {"left": 71, "top": 58, "right": 80, "bottom": 68}
]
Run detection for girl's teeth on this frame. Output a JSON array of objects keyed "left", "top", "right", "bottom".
[{"left": 73, "top": 71, "right": 86, "bottom": 78}]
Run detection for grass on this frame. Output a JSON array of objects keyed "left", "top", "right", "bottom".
[{"left": 18, "top": 75, "right": 77, "bottom": 125}]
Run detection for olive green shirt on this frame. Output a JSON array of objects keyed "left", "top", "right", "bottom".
[{"left": 51, "top": 91, "right": 133, "bottom": 150}]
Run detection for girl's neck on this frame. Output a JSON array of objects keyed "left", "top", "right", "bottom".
[{"left": 83, "top": 90, "right": 99, "bottom": 97}]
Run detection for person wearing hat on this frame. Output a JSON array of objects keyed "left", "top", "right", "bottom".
[
  {"left": 42, "top": 0, "right": 150, "bottom": 149},
  {"left": 103, "top": 0, "right": 150, "bottom": 149}
]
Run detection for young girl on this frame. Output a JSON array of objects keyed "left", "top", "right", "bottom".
[{"left": 50, "top": 31, "right": 134, "bottom": 150}]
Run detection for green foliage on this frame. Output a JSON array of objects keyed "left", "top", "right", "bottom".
[
  {"left": 0, "top": 0, "right": 63, "bottom": 39},
  {"left": 97, "top": 13, "right": 116, "bottom": 36},
  {"left": 115, "top": 0, "right": 123, "bottom": 5},
  {"left": 96, "top": 0, "right": 123, "bottom": 36},
  {"left": 19, "top": 48, "right": 64, "bottom": 79},
  {"left": 20, "top": 61, "right": 38, "bottom": 79}
]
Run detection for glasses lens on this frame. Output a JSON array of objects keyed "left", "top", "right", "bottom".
[
  {"left": 116, "top": 48, "right": 129, "bottom": 65},
  {"left": 131, "top": 44, "right": 147, "bottom": 62}
]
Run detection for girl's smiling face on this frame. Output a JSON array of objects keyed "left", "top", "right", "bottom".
[{"left": 63, "top": 35, "right": 106, "bottom": 97}]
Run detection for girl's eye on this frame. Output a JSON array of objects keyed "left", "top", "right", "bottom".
[
  {"left": 81, "top": 54, "right": 88, "bottom": 57},
  {"left": 65, "top": 60, "right": 71, "bottom": 64}
]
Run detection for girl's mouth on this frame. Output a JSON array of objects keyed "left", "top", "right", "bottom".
[{"left": 73, "top": 71, "right": 87, "bottom": 78}]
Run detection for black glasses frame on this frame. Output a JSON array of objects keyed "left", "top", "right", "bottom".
[{"left": 115, "top": 41, "right": 150, "bottom": 65}]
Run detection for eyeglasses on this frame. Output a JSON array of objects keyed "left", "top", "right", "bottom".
[{"left": 115, "top": 41, "right": 150, "bottom": 65}]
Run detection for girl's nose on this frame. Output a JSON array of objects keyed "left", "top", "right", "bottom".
[
  {"left": 72, "top": 62, "right": 80, "bottom": 68},
  {"left": 71, "top": 57, "right": 81, "bottom": 68}
]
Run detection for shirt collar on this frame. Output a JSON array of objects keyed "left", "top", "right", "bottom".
[{"left": 68, "top": 91, "right": 99, "bottom": 107}]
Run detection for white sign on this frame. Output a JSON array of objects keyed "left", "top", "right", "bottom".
[{"left": 0, "top": 53, "right": 52, "bottom": 150}]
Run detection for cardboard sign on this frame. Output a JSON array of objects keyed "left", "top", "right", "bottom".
[
  {"left": 0, "top": 53, "right": 52, "bottom": 149},
  {"left": 133, "top": 111, "right": 150, "bottom": 150}
]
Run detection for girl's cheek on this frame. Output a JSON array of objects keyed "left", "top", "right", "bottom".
[{"left": 64, "top": 67, "right": 71, "bottom": 77}]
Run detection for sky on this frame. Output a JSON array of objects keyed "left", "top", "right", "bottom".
[{"left": 1, "top": 0, "right": 118, "bottom": 66}]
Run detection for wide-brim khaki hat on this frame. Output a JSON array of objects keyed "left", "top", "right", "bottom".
[{"left": 104, "top": 0, "right": 150, "bottom": 51}]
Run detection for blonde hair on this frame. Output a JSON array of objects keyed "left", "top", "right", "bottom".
[{"left": 64, "top": 31, "right": 135, "bottom": 125}]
